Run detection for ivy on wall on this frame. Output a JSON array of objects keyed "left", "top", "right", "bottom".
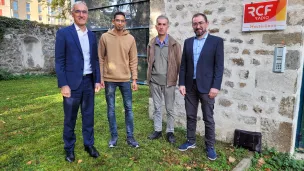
[{"left": 0, "top": 16, "right": 59, "bottom": 42}]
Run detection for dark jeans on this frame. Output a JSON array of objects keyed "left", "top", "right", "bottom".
[
  {"left": 63, "top": 74, "right": 95, "bottom": 152},
  {"left": 185, "top": 80, "right": 215, "bottom": 147},
  {"left": 105, "top": 81, "right": 134, "bottom": 138}
]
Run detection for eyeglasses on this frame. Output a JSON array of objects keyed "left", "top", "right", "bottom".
[
  {"left": 73, "top": 10, "right": 88, "bottom": 14},
  {"left": 192, "top": 21, "right": 206, "bottom": 27},
  {"left": 115, "top": 19, "right": 126, "bottom": 23}
]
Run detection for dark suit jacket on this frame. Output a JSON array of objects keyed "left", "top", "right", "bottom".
[
  {"left": 179, "top": 34, "right": 224, "bottom": 93},
  {"left": 55, "top": 24, "right": 101, "bottom": 90}
]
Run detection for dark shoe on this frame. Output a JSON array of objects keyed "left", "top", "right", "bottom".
[
  {"left": 148, "top": 131, "right": 162, "bottom": 140},
  {"left": 126, "top": 137, "right": 139, "bottom": 148},
  {"left": 65, "top": 151, "right": 75, "bottom": 163},
  {"left": 206, "top": 147, "right": 217, "bottom": 161},
  {"left": 84, "top": 146, "right": 100, "bottom": 158},
  {"left": 166, "top": 132, "right": 176, "bottom": 144},
  {"left": 109, "top": 137, "right": 118, "bottom": 148},
  {"left": 178, "top": 140, "right": 196, "bottom": 151}
]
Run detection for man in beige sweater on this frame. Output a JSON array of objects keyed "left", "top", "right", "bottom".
[{"left": 98, "top": 12, "right": 139, "bottom": 148}]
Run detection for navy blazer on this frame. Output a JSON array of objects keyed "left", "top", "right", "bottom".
[
  {"left": 55, "top": 24, "right": 101, "bottom": 90},
  {"left": 179, "top": 34, "right": 224, "bottom": 93}
]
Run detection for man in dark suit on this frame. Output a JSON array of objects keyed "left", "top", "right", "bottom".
[
  {"left": 55, "top": 1, "right": 101, "bottom": 162},
  {"left": 178, "top": 13, "right": 224, "bottom": 161}
]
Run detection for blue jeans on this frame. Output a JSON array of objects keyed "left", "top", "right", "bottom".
[{"left": 105, "top": 81, "right": 134, "bottom": 138}]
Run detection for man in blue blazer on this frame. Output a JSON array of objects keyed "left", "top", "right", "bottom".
[
  {"left": 178, "top": 13, "right": 224, "bottom": 161},
  {"left": 55, "top": 1, "right": 101, "bottom": 162}
]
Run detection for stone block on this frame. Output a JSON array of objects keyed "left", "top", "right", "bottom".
[
  {"left": 176, "top": 4, "right": 185, "bottom": 11},
  {"left": 285, "top": 50, "right": 300, "bottom": 70},
  {"left": 224, "top": 68, "right": 232, "bottom": 78},
  {"left": 218, "top": 7, "right": 226, "bottom": 13},
  {"left": 254, "top": 50, "right": 274, "bottom": 55},
  {"left": 256, "top": 70, "right": 297, "bottom": 94},
  {"left": 221, "top": 16, "right": 236, "bottom": 25},
  {"left": 261, "top": 118, "right": 292, "bottom": 153},
  {"left": 248, "top": 39, "right": 254, "bottom": 44},
  {"left": 238, "top": 115, "right": 257, "bottom": 125},
  {"left": 262, "top": 33, "right": 303, "bottom": 46},
  {"left": 230, "top": 38, "right": 243, "bottom": 43},
  {"left": 279, "top": 96, "right": 295, "bottom": 119},
  {"left": 232, "top": 58, "right": 244, "bottom": 66},
  {"left": 225, "top": 46, "right": 239, "bottom": 54},
  {"left": 219, "top": 98, "right": 233, "bottom": 107},
  {"left": 225, "top": 81, "right": 234, "bottom": 88},
  {"left": 209, "top": 28, "right": 219, "bottom": 33},
  {"left": 251, "top": 59, "right": 260, "bottom": 66},
  {"left": 224, "top": 29, "right": 230, "bottom": 34},
  {"left": 239, "top": 70, "right": 249, "bottom": 79},
  {"left": 239, "top": 82, "right": 246, "bottom": 88},
  {"left": 242, "top": 49, "right": 250, "bottom": 55},
  {"left": 204, "top": 10, "right": 213, "bottom": 15},
  {"left": 253, "top": 105, "right": 262, "bottom": 113},
  {"left": 238, "top": 103, "right": 248, "bottom": 111},
  {"left": 287, "top": 10, "right": 304, "bottom": 25}
]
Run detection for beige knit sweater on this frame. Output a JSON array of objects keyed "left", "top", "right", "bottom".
[{"left": 98, "top": 29, "right": 138, "bottom": 82}]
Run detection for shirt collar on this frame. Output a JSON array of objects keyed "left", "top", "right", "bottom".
[
  {"left": 195, "top": 33, "right": 208, "bottom": 40},
  {"left": 156, "top": 34, "right": 169, "bottom": 45},
  {"left": 74, "top": 24, "right": 88, "bottom": 34}
]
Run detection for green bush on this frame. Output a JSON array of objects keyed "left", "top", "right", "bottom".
[{"left": 249, "top": 148, "right": 304, "bottom": 170}]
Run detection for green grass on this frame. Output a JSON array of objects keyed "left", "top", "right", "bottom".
[{"left": 0, "top": 77, "right": 249, "bottom": 170}]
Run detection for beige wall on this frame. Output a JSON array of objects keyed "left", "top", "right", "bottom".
[{"left": 0, "top": 0, "right": 71, "bottom": 25}]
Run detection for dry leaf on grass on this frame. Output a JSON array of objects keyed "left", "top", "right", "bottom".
[
  {"left": 228, "top": 156, "right": 236, "bottom": 163},
  {"left": 186, "top": 166, "right": 191, "bottom": 170},
  {"left": 27, "top": 161, "right": 32, "bottom": 165},
  {"left": 258, "top": 158, "right": 265, "bottom": 167},
  {"left": 78, "top": 159, "right": 82, "bottom": 164},
  {"left": 265, "top": 168, "right": 271, "bottom": 171},
  {"left": 18, "top": 116, "right": 22, "bottom": 120}
]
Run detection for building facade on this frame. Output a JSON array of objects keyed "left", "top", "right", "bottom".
[{"left": 0, "top": 0, "right": 71, "bottom": 25}]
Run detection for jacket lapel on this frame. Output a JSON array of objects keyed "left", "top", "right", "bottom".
[
  {"left": 199, "top": 34, "right": 212, "bottom": 60},
  {"left": 69, "top": 24, "right": 83, "bottom": 55},
  {"left": 189, "top": 37, "right": 194, "bottom": 63}
]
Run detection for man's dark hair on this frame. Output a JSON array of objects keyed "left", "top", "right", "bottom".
[
  {"left": 114, "top": 11, "right": 126, "bottom": 19},
  {"left": 192, "top": 13, "right": 208, "bottom": 23}
]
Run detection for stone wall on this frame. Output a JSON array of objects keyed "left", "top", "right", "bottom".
[
  {"left": 0, "top": 17, "right": 58, "bottom": 74},
  {"left": 149, "top": 0, "right": 304, "bottom": 153}
]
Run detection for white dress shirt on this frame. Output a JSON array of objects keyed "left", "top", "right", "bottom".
[{"left": 74, "top": 24, "right": 92, "bottom": 75}]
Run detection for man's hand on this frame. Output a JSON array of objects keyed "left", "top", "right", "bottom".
[
  {"left": 132, "top": 79, "right": 138, "bottom": 91},
  {"left": 208, "top": 88, "right": 219, "bottom": 99},
  {"left": 100, "top": 81, "right": 105, "bottom": 89},
  {"left": 179, "top": 86, "right": 186, "bottom": 96},
  {"left": 95, "top": 83, "right": 101, "bottom": 92},
  {"left": 61, "top": 85, "right": 71, "bottom": 98}
]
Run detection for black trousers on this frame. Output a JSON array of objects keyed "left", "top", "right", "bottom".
[{"left": 185, "top": 80, "right": 215, "bottom": 147}]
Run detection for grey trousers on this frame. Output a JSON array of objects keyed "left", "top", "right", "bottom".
[
  {"left": 150, "top": 82, "right": 175, "bottom": 133},
  {"left": 185, "top": 81, "right": 215, "bottom": 148}
]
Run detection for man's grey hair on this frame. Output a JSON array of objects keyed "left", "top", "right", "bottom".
[
  {"left": 156, "top": 15, "right": 169, "bottom": 24},
  {"left": 71, "top": 1, "right": 87, "bottom": 12}
]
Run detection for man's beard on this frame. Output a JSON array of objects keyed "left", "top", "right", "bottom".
[{"left": 195, "top": 29, "right": 206, "bottom": 37}]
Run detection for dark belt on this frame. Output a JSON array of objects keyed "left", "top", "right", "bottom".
[{"left": 83, "top": 73, "right": 93, "bottom": 77}]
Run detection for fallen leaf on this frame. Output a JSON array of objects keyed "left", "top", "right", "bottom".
[
  {"left": 27, "top": 160, "right": 32, "bottom": 165},
  {"left": 228, "top": 156, "right": 236, "bottom": 163},
  {"left": 18, "top": 116, "right": 22, "bottom": 120},
  {"left": 6, "top": 98, "right": 9, "bottom": 100},
  {"left": 78, "top": 159, "right": 82, "bottom": 164},
  {"left": 186, "top": 166, "right": 191, "bottom": 170},
  {"left": 1, "top": 120, "right": 5, "bottom": 124},
  {"left": 265, "top": 168, "right": 271, "bottom": 171},
  {"left": 258, "top": 158, "right": 265, "bottom": 167}
]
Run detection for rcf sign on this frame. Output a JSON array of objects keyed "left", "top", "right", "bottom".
[{"left": 242, "top": 0, "right": 287, "bottom": 31}]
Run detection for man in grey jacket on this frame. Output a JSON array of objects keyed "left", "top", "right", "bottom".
[{"left": 147, "top": 15, "right": 181, "bottom": 143}]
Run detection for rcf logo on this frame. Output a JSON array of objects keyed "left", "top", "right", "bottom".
[{"left": 244, "top": 1, "right": 279, "bottom": 23}]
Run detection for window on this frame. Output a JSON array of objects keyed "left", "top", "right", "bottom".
[
  {"left": 39, "top": 15, "right": 42, "bottom": 21},
  {"left": 38, "top": 5, "right": 42, "bottom": 13},
  {"left": 27, "top": 14, "right": 30, "bottom": 20},
  {"left": 85, "top": 0, "right": 150, "bottom": 83},
  {"left": 13, "top": 13, "right": 18, "bottom": 18},
  {"left": 26, "top": 3, "right": 30, "bottom": 12},
  {"left": 13, "top": 1, "right": 18, "bottom": 11}
]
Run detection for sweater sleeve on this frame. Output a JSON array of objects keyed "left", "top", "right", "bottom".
[{"left": 129, "top": 38, "right": 138, "bottom": 80}]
